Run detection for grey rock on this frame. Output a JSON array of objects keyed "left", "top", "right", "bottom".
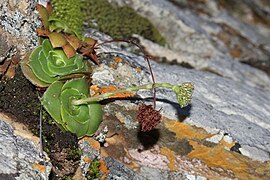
[
  {"left": 109, "top": 0, "right": 270, "bottom": 77},
  {"left": 86, "top": 29, "right": 270, "bottom": 162},
  {"left": 239, "top": 145, "right": 270, "bottom": 162},
  {"left": 151, "top": 62, "right": 270, "bottom": 158},
  {"left": 0, "top": 118, "right": 51, "bottom": 180},
  {"left": 104, "top": 157, "right": 145, "bottom": 180},
  {"left": 139, "top": 166, "right": 185, "bottom": 180},
  {"left": 139, "top": 166, "right": 208, "bottom": 180},
  {"left": 0, "top": 0, "right": 40, "bottom": 59},
  {"left": 134, "top": 35, "right": 270, "bottom": 89}
]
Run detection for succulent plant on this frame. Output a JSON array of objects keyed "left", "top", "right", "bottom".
[
  {"left": 20, "top": 39, "right": 91, "bottom": 87},
  {"left": 41, "top": 78, "right": 103, "bottom": 137},
  {"left": 20, "top": 2, "right": 194, "bottom": 138}
]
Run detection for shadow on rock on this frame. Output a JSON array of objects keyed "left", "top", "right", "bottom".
[{"left": 137, "top": 127, "right": 160, "bottom": 150}]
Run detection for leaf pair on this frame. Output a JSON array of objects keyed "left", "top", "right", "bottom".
[
  {"left": 41, "top": 78, "right": 103, "bottom": 137},
  {"left": 20, "top": 39, "right": 91, "bottom": 87}
]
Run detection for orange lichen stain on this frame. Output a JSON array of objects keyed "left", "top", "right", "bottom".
[
  {"left": 220, "top": 139, "right": 235, "bottom": 149},
  {"left": 90, "top": 85, "right": 135, "bottom": 98},
  {"left": 135, "top": 67, "right": 142, "bottom": 73},
  {"left": 32, "top": 163, "right": 46, "bottom": 172},
  {"left": 229, "top": 45, "right": 242, "bottom": 58},
  {"left": 110, "top": 57, "right": 124, "bottom": 69},
  {"left": 83, "top": 156, "right": 92, "bottom": 163},
  {"left": 80, "top": 137, "right": 100, "bottom": 150},
  {"left": 90, "top": 85, "right": 100, "bottom": 95},
  {"left": 164, "top": 119, "right": 270, "bottom": 179},
  {"left": 99, "top": 160, "right": 110, "bottom": 180},
  {"left": 164, "top": 120, "right": 212, "bottom": 140},
  {"left": 113, "top": 57, "right": 123, "bottom": 63},
  {"left": 188, "top": 140, "right": 270, "bottom": 179},
  {"left": 160, "top": 147, "right": 177, "bottom": 171},
  {"left": 99, "top": 86, "right": 135, "bottom": 99}
]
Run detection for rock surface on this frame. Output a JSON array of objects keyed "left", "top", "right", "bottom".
[
  {"left": 0, "top": 0, "right": 40, "bottom": 63},
  {"left": 110, "top": 0, "right": 270, "bottom": 89},
  {"left": 0, "top": 113, "right": 51, "bottom": 180},
  {"left": 87, "top": 28, "right": 270, "bottom": 162},
  {"left": 1, "top": 0, "right": 270, "bottom": 179}
]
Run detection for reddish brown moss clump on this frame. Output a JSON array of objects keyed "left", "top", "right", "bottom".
[{"left": 137, "top": 104, "right": 162, "bottom": 132}]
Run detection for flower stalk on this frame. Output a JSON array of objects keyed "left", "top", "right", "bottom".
[{"left": 72, "top": 82, "right": 194, "bottom": 108}]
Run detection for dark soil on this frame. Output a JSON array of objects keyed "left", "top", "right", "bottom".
[{"left": 0, "top": 67, "right": 80, "bottom": 179}]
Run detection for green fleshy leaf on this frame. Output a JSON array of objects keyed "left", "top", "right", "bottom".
[
  {"left": 41, "top": 81, "right": 64, "bottom": 124},
  {"left": 20, "top": 52, "right": 51, "bottom": 87},
  {"left": 41, "top": 78, "right": 103, "bottom": 137},
  {"left": 28, "top": 47, "right": 58, "bottom": 83}
]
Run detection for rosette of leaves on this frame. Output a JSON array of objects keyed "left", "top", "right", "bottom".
[
  {"left": 37, "top": 3, "right": 99, "bottom": 62},
  {"left": 20, "top": 39, "right": 91, "bottom": 87},
  {"left": 41, "top": 78, "right": 103, "bottom": 137}
]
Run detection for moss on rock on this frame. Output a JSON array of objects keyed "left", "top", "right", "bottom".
[
  {"left": 81, "top": 0, "right": 166, "bottom": 45},
  {"left": 50, "top": 0, "right": 83, "bottom": 35}
]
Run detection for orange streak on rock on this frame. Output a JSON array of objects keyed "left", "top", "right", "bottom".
[
  {"left": 95, "top": 85, "right": 135, "bottom": 99},
  {"left": 113, "top": 57, "right": 123, "bottom": 63},
  {"left": 80, "top": 137, "right": 100, "bottom": 151},
  {"left": 99, "top": 160, "right": 110, "bottom": 180},
  {"left": 164, "top": 120, "right": 212, "bottom": 140},
  {"left": 220, "top": 139, "right": 235, "bottom": 149},
  {"left": 83, "top": 156, "right": 92, "bottom": 163},
  {"left": 160, "top": 147, "right": 177, "bottom": 171},
  {"left": 188, "top": 140, "right": 270, "bottom": 179},
  {"left": 32, "top": 163, "right": 46, "bottom": 172}
]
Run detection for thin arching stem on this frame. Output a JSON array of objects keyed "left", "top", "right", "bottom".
[
  {"left": 95, "top": 38, "right": 157, "bottom": 108},
  {"left": 72, "top": 83, "right": 172, "bottom": 106}
]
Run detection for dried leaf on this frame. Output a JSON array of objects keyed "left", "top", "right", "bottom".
[
  {"left": 36, "top": 28, "right": 50, "bottom": 36},
  {"left": 66, "top": 35, "right": 81, "bottom": 50},
  {"left": 37, "top": 4, "right": 49, "bottom": 29},
  {"left": 84, "top": 37, "right": 97, "bottom": 46},
  {"left": 46, "top": 2, "right": 53, "bottom": 15},
  {"left": 0, "top": 60, "right": 11, "bottom": 74},
  {"left": 63, "top": 43, "right": 76, "bottom": 58}
]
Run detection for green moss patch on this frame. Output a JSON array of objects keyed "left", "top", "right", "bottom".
[
  {"left": 51, "top": 0, "right": 83, "bottom": 35},
  {"left": 81, "top": 0, "right": 166, "bottom": 45}
]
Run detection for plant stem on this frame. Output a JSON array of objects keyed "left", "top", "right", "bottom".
[
  {"left": 72, "top": 83, "right": 173, "bottom": 106},
  {"left": 96, "top": 38, "right": 157, "bottom": 108}
]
